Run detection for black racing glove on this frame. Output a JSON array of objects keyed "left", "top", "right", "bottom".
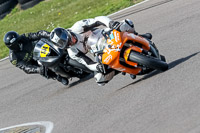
[
  {"left": 38, "top": 66, "right": 50, "bottom": 79},
  {"left": 23, "top": 30, "right": 50, "bottom": 41},
  {"left": 39, "top": 66, "right": 57, "bottom": 79},
  {"left": 96, "top": 64, "right": 105, "bottom": 73},
  {"left": 39, "top": 66, "right": 45, "bottom": 75}
]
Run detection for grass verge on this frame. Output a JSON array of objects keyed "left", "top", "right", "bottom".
[{"left": 0, "top": 0, "right": 143, "bottom": 59}]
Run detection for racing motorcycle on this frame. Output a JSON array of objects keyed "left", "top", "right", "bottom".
[
  {"left": 33, "top": 38, "right": 92, "bottom": 85},
  {"left": 87, "top": 28, "right": 168, "bottom": 79}
]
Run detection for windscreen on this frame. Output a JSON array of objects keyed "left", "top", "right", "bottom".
[
  {"left": 87, "top": 29, "right": 108, "bottom": 53},
  {"left": 33, "top": 39, "right": 51, "bottom": 60}
]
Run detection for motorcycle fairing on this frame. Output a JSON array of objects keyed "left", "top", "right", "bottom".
[
  {"left": 101, "top": 30, "right": 151, "bottom": 75},
  {"left": 40, "top": 43, "right": 51, "bottom": 57},
  {"left": 33, "top": 38, "right": 63, "bottom": 67}
]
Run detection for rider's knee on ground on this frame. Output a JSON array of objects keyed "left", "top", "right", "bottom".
[{"left": 94, "top": 71, "right": 115, "bottom": 86}]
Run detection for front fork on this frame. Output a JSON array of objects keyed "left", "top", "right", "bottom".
[
  {"left": 123, "top": 42, "right": 161, "bottom": 72},
  {"left": 149, "top": 42, "right": 161, "bottom": 59}
]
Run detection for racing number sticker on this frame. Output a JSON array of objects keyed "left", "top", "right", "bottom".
[{"left": 40, "top": 44, "right": 50, "bottom": 57}]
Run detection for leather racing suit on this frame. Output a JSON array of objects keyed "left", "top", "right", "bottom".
[
  {"left": 67, "top": 16, "right": 136, "bottom": 85},
  {"left": 9, "top": 30, "right": 57, "bottom": 78}
]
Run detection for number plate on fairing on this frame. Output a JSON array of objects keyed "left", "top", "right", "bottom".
[{"left": 40, "top": 44, "right": 50, "bottom": 57}]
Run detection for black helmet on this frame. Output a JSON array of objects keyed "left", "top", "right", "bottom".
[
  {"left": 3, "top": 31, "right": 21, "bottom": 51},
  {"left": 50, "top": 27, "right": 72, "bottom": 49}
]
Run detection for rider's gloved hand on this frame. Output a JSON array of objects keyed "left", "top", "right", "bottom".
[
  {"left": 109, "top": 21, "right": 121, "bottom": 31},
  {"left": 39, "top": 66, "right": 57, "bottom": 79},
  {"left": 38, "top": 66, "right": 49, "bottom": 79},
  {"left": 96, "top": 64, "right": 104, "bottom": 73}
]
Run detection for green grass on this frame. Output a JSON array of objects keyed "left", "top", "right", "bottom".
[{"left": 0, "top": 0, "right": 143, "bottom": 59}]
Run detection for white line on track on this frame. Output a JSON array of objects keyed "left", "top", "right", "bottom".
[
  {"left": 0, "top": 121, "right": 54, "bottom": 133},
  {"left": 108, "top": 0, "right": 150, "bottom": 17},
  {"left": 0, "top": 56, "right": 9, "bottom": 62}
]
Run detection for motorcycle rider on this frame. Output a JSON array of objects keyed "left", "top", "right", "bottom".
[
  {"left": 50, "top": 16, "right": 152, "bottom": 86},
  {"left": 3, "top": 30, "right": 69, "bottom": 85}
]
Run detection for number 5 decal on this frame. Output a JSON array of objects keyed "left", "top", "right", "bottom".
[{"left": 40, "top": 44, "right": 50, "bottom": 57}]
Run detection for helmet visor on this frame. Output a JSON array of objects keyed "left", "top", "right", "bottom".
[
  {"left": 58, "top": 31, "right": 68, "bottom": 48},
  {"left": 51, "top": 29, "right": 72, "bottom": 49},
  {"left": 7, "top": 39, "right": 21, "bottom": 51}
]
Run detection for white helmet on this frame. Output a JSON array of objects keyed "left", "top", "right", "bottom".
[{"left": 50, "top": 27, "right": 72, "bottom": 49}]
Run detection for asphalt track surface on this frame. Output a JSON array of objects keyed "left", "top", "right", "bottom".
[{"left": 1, "top": 0, "right": 200, "bottom": 132}]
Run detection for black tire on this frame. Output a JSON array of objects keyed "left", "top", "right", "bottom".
[
  {"left": 0, "top": 0, "right": 6, "bottom": 5},
  {"left": 20, "top": 0, "right": 43, "bottom": 10},
  {"left": 0, "top": 0, "right": 17, "bottom": 14},
  {"left": 129, "top": 51, "right": 169, "bottom": 71},
  {"left": 18, "top": 0, "right": 32, "bottom": 4},
  {"left": 0, "top": 11, "right": 10, "bottom": 20}
]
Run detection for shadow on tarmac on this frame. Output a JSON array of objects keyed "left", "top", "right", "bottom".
[
  {"left": 117, "top": 51, "right": 200, "bottom": 90},
  {"left": 68, "top": 74, "right": 94, "bottom": 88}
]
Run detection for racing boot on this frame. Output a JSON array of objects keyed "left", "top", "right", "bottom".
[
  {"left": 57, "top": 75, "right": 69, "bottom": 85},
  {"left": 94, "top": 71, "right": 115, "bottom": 86},
  {"left": 130, "top": 74, "right": 136, "bottom": 79},
  {"left": 61, "top": 78, "right": 69, "bottom": 85}
]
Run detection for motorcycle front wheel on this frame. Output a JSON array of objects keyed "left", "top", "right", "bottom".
[{"left": 129, "top": 51, "right": 169, "bottom": 71}]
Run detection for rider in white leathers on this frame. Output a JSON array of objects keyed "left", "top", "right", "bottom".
[{"left": 50, "top": 16, "right": 152, "bottom": 86}]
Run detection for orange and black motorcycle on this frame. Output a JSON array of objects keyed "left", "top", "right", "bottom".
[{"left": 88, "top": 28, "right": 168, "bottom": 78}]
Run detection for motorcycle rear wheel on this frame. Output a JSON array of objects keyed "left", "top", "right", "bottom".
[{"left": 129, "top": 51, "right": 169, "bottom": 71}]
